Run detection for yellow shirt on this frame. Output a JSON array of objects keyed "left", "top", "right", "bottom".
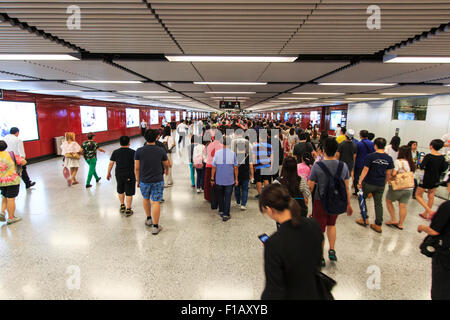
[
  {"left": 336, "top": 135, "right": 346, "bottom": 144},
  {"left": 0, "top": 151, "right": 23, "bottom": 186}
]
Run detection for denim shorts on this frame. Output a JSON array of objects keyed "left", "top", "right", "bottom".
[{"left": 140, "top": 181, "right": 164, "bottom": 202}]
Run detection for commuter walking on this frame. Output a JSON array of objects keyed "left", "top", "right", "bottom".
[
  {"left": 385, "top": 136, "right": 401, "bottom": 161},
  {"left": 204, "top": 130, "right": 223, "bottom": 202},
  {"left": 81, "top": 133, "right": 106, "bottom": 188},
  {"left": 259, "top": 184, "right": 324, "bottom": 300},
  {"left": 234, "top": 139, "right": 253, "bottom": 210},
  {"left": 140, "top": 119, "right": 147, "bottom": 136},
  {"left": 297, "top": 152, "right": 314, "bottom": 181},
  {"left": 60, "top": 132, "right": 82, "bottom": 186},
  {"left": 336, "top": 129, "right": 357, "bottom": 181},
  {"left": 211, "top": 136, "right": 238, "bottom": 221},
  {"left": 159, "top": 126, "right": 175, "bottom": 187},
  {"left": 252, "top": 131, "right": 273, "bottom": 198},
  {"left": 418, "top": 200, "right": 450, "bottom": 300},
  {"left": 385, "top": 146, "right": 416, "bottom": 230},
  {"left": 4, "top": 127, "right": 36, "bottom": 189},
  {"left": 107, "top": 136, "right": 136, "bottom": 217},
  {"left": 308, "top": 138, "right": 353, "bottom": 266},
  {"left": 193, "top": 137, "right": 207, "bottom": 193},
  {"left": 353, "top": 130, "right": 375, "bottom": 195},
  {"left": 416, "top": 139, "right": 448, "bottom": 220},
  {"left": 356, "top": 137, "right": 394, "bottom": 233},
  {"left": 135, "top": 129, "right": 170, "bottom": 234},
  {"left": 293, "top": 132, "right": 314, "bottom": 164},
  {"left": 0, "top": 140, "right": 27, "bottom": 225},
  {"left": 177, "top": 120, "right": 187, "bottom": 149},
  {"left": 335, "top": 127, "right": 347, "bottom": 144}
]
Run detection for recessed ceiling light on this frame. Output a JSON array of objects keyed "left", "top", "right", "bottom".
[
  {"left": 166, "top": 55, "right": 298, "bottom": 63},
  {"left": 118, "top": 91, "right": 169, "bottom": 93},
  {"left": 319, "top": 83, "right": 397, "bottom": 86},
  {"left": 205, "top": 92, "right": 256, "bottom": 94},
  {"left": 68, "top": 80, "right": 143, "bottom": 84},
  {"left": 292, "top": 92, "right": 344, "bottom": 95},
  {"left": 384, "top": 56, "right": 450, "bottom": 63},
  {"left": 194, "top": 82, "right": 267, "bottom": 85},
  {"left": 0, "top": 54, "right": 80, "bottom": 60}
]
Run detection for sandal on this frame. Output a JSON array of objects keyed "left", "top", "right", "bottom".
[
  {"left": 394, "top": 225, "right": 403, "bottom": 230},
  {"left": 385, "top": 222, "right": 398, "bottom": 228},
  {"left": 419, "top": 213, "right": 429, "bottom": 220}
]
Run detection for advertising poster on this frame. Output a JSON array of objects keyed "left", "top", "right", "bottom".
[
  {"left": 165, "top": 110, "right": 172, "bottom": 123},
  {"left": 175, "top": 111, "right": 180, "bottom": 122},
  {"left": 126, "top": 108, "right": 140, "bottom": 128},
  {"left": 80, "top": 106, "right": 108, "bottom": 133},
  {"left": 150, "top": 109, "right": 159, "bottom": 125},
  {"left": 0, "top": 101, "right": 39, "bottom": 141}
]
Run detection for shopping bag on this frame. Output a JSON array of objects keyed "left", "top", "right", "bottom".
[{"left": 210, "top": 185, "right": 218, "bottom": 210}]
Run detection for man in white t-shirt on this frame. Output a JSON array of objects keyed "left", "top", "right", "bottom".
[
  {"left": 140, "top": 120, "right": 147, "bottom": 136},
  {"left": 4, "top": 127, "right": 36, "bottom": 189},
  {"left": 177, "top": 120, "right": 187, "bottom": 148}
]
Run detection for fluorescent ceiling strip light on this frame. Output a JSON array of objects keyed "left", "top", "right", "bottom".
[
  {"left": 0, "top": 80, "right": 19, "bottom": 82},
  {"left": 118, "top": 91, "right": 169, "bottom": 93},
  {"left": 278, "top": 97, "right": 318, "bottom": 100},
  {"left": 384, "top": 56, "right": 450, "bottom": 64},
  {"left": 320, "top": 83, "right": 396, "bottom": 86},
  {"left": 166, "top": 55, "right": 297, "bottom": 63},
  {"left": 144, "top": 96, "right": 183, "bottom": 99},
  {"left": 69, "top": 80, "right": 142, "bottom": 84},
  {"left": 194, "top": 82, "right": 267, "bottom": 85},
  {"left": 292, "top": 92, "right": 344, "bottom": 95},
  {"left": 380, "top": 93, "right": 427, "bottom": 96},
  {"left": 205, "top": 92, "right": 256, "bottom": 94},
  {"left": 82, "top": 96, "right": 116, "bottom": 98},
  {"left": 30, "top": 90, "right": 83, "bottom": 93},
  {"left": 346, "top": 98, "right": 383, "bottom": 101},
  {"left": 0, "top": 54, "right": 80, "bottom": 61}
]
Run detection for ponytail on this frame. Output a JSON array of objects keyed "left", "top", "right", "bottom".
[{"left": 288, "top": 197, "right": 302, "bottom": 227}]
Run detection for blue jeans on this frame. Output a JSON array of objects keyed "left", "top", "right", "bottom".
[
  {"left": 235, "top": 179, "right": 249, "bottom": 207},
  {"left": 217, "top": 185, "right": 234, "bottom": 217},
  {"left": 196, "top": 166, "right": 205, "bottom": 189}
]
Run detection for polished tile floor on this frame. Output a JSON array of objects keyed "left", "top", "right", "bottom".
[{"left": 0, "top": 137, "right": 444, "bottom": 300}]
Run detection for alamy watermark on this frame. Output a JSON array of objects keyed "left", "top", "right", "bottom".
[
  {"left": 66, "top": 5, "right": 81, "bottom": 30},
  {"left": 367, "top": 5, "right": 381, "bottom": 30}
]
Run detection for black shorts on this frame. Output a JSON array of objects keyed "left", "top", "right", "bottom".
[
  {"left": 116, "top": 177, "right": 136, "bottom": 196},
  {"left": 254, "top": 169, "right": 273, "bottom": 183},
  {"left": 0, "top": 185, "right": 20, "bottom": 198}
]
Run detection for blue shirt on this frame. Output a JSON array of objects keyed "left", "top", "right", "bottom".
[
  {"left": 355, "top": 139, "right": 375, "bottom": 169},
  {"left": 363, "top": 152, "right": 394, "bottom": 187},
  {"left": 212, "top": 148, "right": 238, "bottom": 186}
]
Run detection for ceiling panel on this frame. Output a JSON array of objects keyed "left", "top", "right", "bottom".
[
  {"left": 192, "top": 62, "right": 269, "bottom": 82},
  {"left": 0, "top": 81, "right": 89, "bottom": 92},
  {"left": 259, "top": 62, "right": 348, "bottom": 82},
  {"left": 117, "top": 61, "right": 203, "bottom": 81}
]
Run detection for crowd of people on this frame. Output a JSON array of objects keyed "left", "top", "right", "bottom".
[{"left": 0, "top": 115, "right": 449, "bottom": 300}]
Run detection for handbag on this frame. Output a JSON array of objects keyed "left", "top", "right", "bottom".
[
  {"left": 391, "top": 160, "right": 415, "bottom": 191},
  {"left": 315, "top": 271, "right": 336, "bottom": 300},
  {"left": 65, "top": 152, "right": 80, "bottom": 160},
  {"left": 9, "top": 151, "right": 23, "bottom": 177}
]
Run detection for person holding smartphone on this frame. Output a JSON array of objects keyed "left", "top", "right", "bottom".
[{"left": 259, "top": 184, "right": 324, "bottom": 300}]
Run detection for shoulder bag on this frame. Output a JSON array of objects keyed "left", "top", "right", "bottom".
[{"left": 391, "top": 160, "right": 414, "bottom": 191}]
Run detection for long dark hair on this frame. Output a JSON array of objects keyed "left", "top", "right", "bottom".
[
  {"left": 280, "top": 156, "right": 301, "bottom": 197},
  {"left": 259, "top": 184, "right": 302, "bottom": 227},
  {"left": 398, "top": 145, "right": 416, "bottom": 172},
  {"left": 162, "top": 125, "right": 171, "bottom": 138},
  {"left": 302, "top": 152, "right": 315, "bottom": 167},
  {"left": 390, "top": 136, "right": 401, "bottom": 152}
]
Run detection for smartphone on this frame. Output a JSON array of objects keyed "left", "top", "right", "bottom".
[{"left": 258, "top": 233, "right": 269, "bottom": 244}]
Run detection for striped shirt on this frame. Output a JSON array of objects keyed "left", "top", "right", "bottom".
[{"left": 252, "top": 142, "right": 272, "bottom": 169}]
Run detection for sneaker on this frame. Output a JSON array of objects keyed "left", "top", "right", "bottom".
[
  {"left": 328, "top": 249, "right": 337, "bottom": 262},
  {"left": 255, "top": 194, "right": 260, "bottom": 199},
  {"left": 321, "top": 258, "right": 326, "bottom": 268},
  {"left": 222, "top": 215, "right": 231, "bottom": 222},
  {"left": 164, "top": 184, "right": 169, "bottom": 188},
  {"left": 152, "top": 225, "right": 163, "bottom": 235},
  {"left": 196, "top": 188, "right": 201, "bottom": 193},
  {"left": 160, "top": 199, "right": 165, "bottom": 203},
  {"left": 7, "top": 216, "right": 22, "bottom": 225},
  {"left": 145, "top": 218, "right": 153, "bottom": 226},
  {"left": 370, "top": 224, "right": 382, "bottom": 233},
  {"left": 125, "top": 209, "right": 134, "bottom": 217},
  {"left": 96, "top": 177, "right": 101, "bottom": 183},
  {"left": 240, "top": 205, "right": 247, "bottom": 211},
  {"left": 86, "top": 184, "right": 92, "bottom": 188},
  {"left": 26, "top": 182, "right": 36, "bottom": 189},
  {"left": 120, "top": 205, "right": 126, "bottom": 213},
  {"left": 0, "top": 212, "right": 5, "bottom": 222},
  {"left": 218, "top": 211, "right": 223, "bottom": 216}
]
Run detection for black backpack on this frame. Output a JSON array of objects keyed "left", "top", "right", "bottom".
[{"left": 316, "top": 162, "right": 348, "bottom": 215}]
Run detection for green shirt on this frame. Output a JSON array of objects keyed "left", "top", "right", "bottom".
[{"left": 82, "top": 140, "right": 99, "bottom": 159}]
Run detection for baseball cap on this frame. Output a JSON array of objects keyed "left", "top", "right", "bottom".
[{"left": 346, "top": 129, "right": 355, "bottom": 139}]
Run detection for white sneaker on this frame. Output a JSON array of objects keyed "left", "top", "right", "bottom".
[
  {"left": 145, "top": 218, "right": 153, "bottom": 226},
  {"left": 0, "top": 212, "right": 5, "bottom": 222},
  {"left": 196, "top": 188, "right": 201, "bottom": 193},
  {"left": 152, "top": 225, "right": 163, "bottom": 235},
  {"left": 240, "top": 205, "right": 247, "bottom": 211}
]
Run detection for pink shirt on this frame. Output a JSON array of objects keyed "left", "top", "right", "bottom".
[
  {"left": 206, "top": 140, "right": 223, "bottom": 168},
  {"left": 297, "top": 163, "right": 311, "bottom": 181},
  {"left": 61, "top": 141, "right": 81, "bottom": 155}
]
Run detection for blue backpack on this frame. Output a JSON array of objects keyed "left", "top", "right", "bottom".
[{"left": 316, "top": 162, "right": 348, "bottom": 215}]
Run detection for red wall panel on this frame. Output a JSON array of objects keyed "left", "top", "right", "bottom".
[{"left": 1, "top": 90, "right": 188, "bottom": 159}]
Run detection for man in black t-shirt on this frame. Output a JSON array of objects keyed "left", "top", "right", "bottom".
[
  {"left": 293, "top": 133, "right": 314, "bottom": 164},
  {"left": 107, "top": 136, "right": 136, "bottom": 216},
  {"left": 336, "top": 129, "right": 357, "bottom": 179}
]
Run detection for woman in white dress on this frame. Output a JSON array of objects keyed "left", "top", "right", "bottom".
[
  {"left": 385, "top": 136, "right": 401, "bottom": 161},
  {"left": 61, "top": 132, "right": 82, "bottom": 186}
]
